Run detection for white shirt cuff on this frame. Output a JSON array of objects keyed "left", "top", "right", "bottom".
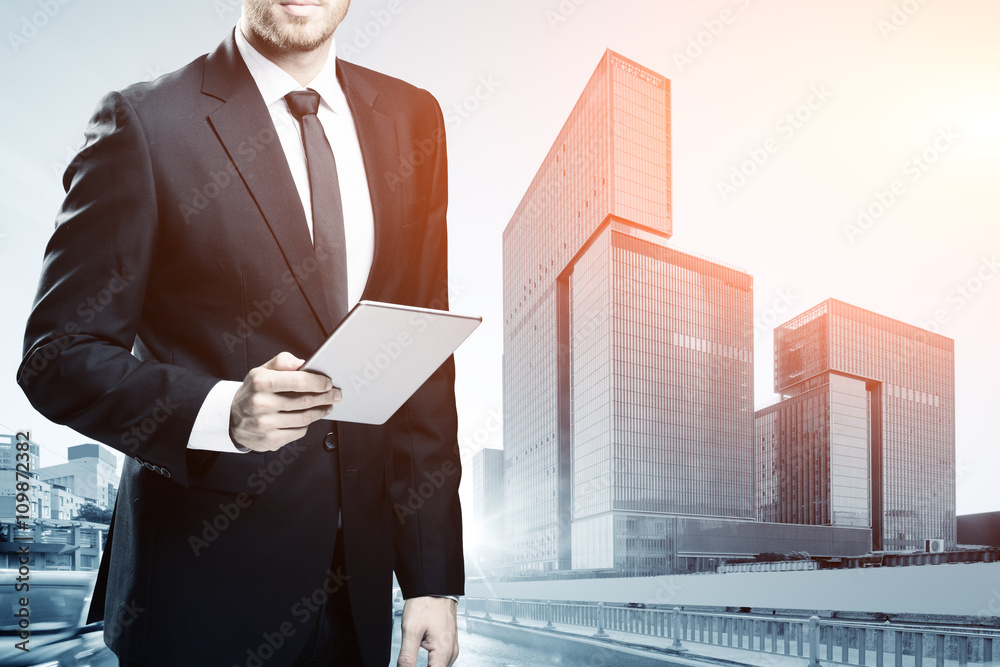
[{"left": 187, "top": 380, "right": 248, "bottom": 453}]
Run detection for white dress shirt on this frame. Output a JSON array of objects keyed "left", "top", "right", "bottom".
[{"left": 187, "top": 25, "right": 374, "bottom": 453}]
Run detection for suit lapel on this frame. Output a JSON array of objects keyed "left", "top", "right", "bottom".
[
  {"left": 199, "top": 37, "right": 404, "bottom": 338},
  {"left": 337, "top": 61, "right": 402, "bottom": 303},
  {"left": 202, "top": 34, "right": 335, "bottom": 335}
]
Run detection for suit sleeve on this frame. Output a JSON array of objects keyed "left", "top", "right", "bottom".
[
  {"left": 16, "top": 91, "right": 218, "bottom": 487},
  {"left": 391, "top": 89, "right": 465, "bottom": 599}
]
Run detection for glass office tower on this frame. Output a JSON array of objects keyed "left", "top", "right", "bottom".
[
  {"left": 503, "top": 50, "right": 754, "bottom": 575},
  {"left": 471, "top": 448, "right": 505, "bottom": 571},
  {"left": 569, "top": 227, "right": 754, "bottom": 573},
  {"left": 756, "top": 374, "right": 871, "bottom": 528},
  {"left": 760, "top": 299, "right": 956, "bottom": 550}
]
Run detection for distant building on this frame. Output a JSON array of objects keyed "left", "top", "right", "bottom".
[
  {"left": 38, "top": 443, "right": 119, "bottom": 510},
  {"left": 0, "top": 469, "right": 50, "bottom": 520},
  {"left": 0, "top": 436, "right": 108, "bottom": 571},
  {"left": 957, "top": 511, "right": 1000, "bottom": 548},
  {"left": 0, "top": 471, "right": 90, "bottom": 522},
  {"left": 0, "top": 517, "right": 106, "bottom": 571},
  {"left": 0, "top": 432, "right": 40, "bottom": 473},
  {"left": 48, "top": 484, "right": 88, "bottom": 521},
  {"left": 471, "top": 448, "right": 505, "bottom": 572},
  {"left": 0, "top": 432, "right": 51, "bottom": 520},
  {"left": 758, "top": 299, "right": 956, "bottom": 551},
  {"left": 1, "top": 436, "right": 116, "bottom": 528},
  {"left": 755, "top": 374, "right": 872, "bottom": 529}
]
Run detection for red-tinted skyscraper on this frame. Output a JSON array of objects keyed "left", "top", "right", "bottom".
[{"left": 503, "top": 50, "right": 755, "bottom": 576}]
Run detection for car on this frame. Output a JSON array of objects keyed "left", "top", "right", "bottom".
[
  {"left": 391, "top": 587, "right": 405, "bottom": 616},
  {"left": 0, "top": 569, "right": 116, "bottom": 667}
]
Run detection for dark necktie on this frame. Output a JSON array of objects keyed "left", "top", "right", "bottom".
[{"left": 285, "top": 89, "right": 349, "bottom": 324}]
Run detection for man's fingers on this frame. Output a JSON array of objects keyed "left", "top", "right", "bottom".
[
  {"left": 425, "top": 642, "right": 458, "bottom": 667},
  {"left": 251, "top": 368, "right": 334, "bottom": 395},
  {"left": 256, "top": 426, "right": 309, "bottom": 451},
  {"left": 423, "top": 626, "right": 459, "bottom": 667},
  {"left": 232, "top": 353, "right": 344, "bottom": 452},
  {"left": 397, "top": 617, "right": 423, "bottom": 667},
  {"left": 274, "top": 388, "right": 340, "bottom": 412},
  {"left": 262, "top": 351, "right": 305, "bottom": 372},
  {"left": 398, "top": 597, "right": 458, "bottom": 667},
  {"left": 272, "top": 404, "right": 334, "bottom": 429}
]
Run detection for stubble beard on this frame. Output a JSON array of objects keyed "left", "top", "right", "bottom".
[{"left": 243, "top": 1, "right": 348, "bottom": 53}]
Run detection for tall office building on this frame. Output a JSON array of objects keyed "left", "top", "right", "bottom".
[
  {"left": 502, "top": 50, "right": 755, "bottom": 575},
  {"left": 471, "top": 448, "right": 505, "bottom": 571},
  {"left": 757, "top": 299, "right": 956, "bottom": 550}
]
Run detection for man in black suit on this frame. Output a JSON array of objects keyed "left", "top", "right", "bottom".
[{"left": 17, "top": 1, "right": 463, "bottom": 665}]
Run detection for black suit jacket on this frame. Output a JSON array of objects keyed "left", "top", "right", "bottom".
[{"left": 17, "top": 33, "right": 464, "bottom": 667}]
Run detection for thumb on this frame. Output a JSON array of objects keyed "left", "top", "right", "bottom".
[{"left": 263, "top": 351, "right": 305, "bottom": 372}]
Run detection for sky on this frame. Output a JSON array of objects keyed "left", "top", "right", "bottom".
[{"left": 1, "top": 0, "right": 998, "bottom": 543}]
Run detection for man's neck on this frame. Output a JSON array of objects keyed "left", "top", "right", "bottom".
[{"left": 239, "top": 20, "right": 332, "bottom": 87}]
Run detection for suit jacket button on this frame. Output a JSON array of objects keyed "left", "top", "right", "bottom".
[{"left": 323, "top": 432, "right": 337, "bottom": 451}]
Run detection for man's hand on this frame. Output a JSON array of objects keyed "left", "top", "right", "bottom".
[
  {"left": 230, "top": 351, "right": 341, "bottom": 451},
  {"left": 397, "top": 596, "right": 459, "bottom": 667}
]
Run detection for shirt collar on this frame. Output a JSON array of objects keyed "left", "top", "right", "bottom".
[{"left": 234, "top": 22, "right": 350, "bottom": 116}]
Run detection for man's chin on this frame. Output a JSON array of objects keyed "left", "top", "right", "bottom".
[
  {"left": 267, "top": 23, "right": 335, "bottom": 51},
  {"left": 249, "top": 5, "right": 338, "bottom": 52}
]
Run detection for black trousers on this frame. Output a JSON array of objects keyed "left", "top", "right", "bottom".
[
  {"left": 291, "top": 528, "right": 364, "bottom": 666},
  {"left": 119, "top": 530, "right": 363, "bottom": 667}
]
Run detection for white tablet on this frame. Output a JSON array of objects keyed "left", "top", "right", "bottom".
[{"left": 301, "top": 300, "right": 482, "bottom": 425}]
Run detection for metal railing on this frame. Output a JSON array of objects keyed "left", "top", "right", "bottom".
[{"left": 461, "top": 598, "right": 999, "bottom": 667}]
